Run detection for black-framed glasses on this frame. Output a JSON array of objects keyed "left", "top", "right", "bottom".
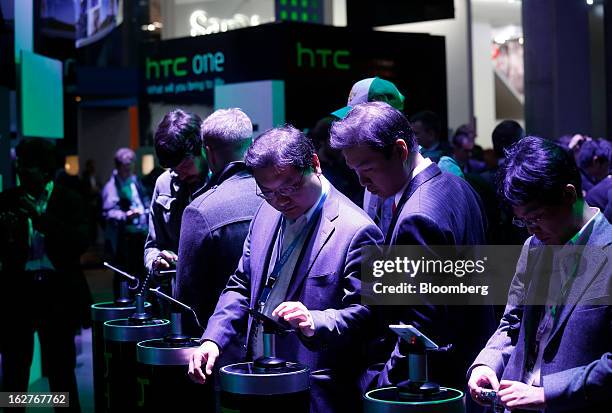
[
  {"left": 256, "top": 170, "right": 307, "bottom": 200},
  {"left": 512, "top": 215, "right": 544, "bottom": 228}
]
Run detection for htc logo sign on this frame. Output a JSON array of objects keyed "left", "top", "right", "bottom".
[{"left": 296, "top": 42, "right": 350, "bottom": 70}]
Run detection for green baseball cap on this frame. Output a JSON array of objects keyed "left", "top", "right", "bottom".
[{"left": 331, "top": 77, "right": 405, "bottom": 119}]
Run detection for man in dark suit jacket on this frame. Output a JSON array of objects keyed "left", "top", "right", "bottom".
[
  {"left": 174, "top": 108, "right": 261, "bottom": 412},
  {"left": 0, "top": 139, "right": 91, "bottom": 412},
  {"left": 188, "top": 125, "right": 384, "bottom": 413},
  {"left": 175, "top": 108, "right": 262, "bottom": 343},
  {"left": 468, "top": 137, "right": 612, "bottom": 413},
  {"left": 330, "top": 101, "right": 494, "bottom": 394}
]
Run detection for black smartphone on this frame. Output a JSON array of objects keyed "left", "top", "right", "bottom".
[{"left": 247, "top": 308, "right": 293, "bottom": 334}]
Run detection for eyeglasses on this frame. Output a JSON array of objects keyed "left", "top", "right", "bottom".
[
  {"left": 256, "top": 170, "right": 307, "bottom": 200},
  {"left": 512, "top": 215, "right": 544, "bottom": 228}
]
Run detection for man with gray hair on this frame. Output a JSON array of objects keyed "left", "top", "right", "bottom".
[{"left": 176, "top": 108, "right": 262, "bottom": 340}]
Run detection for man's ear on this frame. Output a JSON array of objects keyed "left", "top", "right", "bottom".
[
  {"left": 395, "top": 139, "right": 409, "bottom": 162},
  {"left": 563, "top": 184, "right": 578, "bottom": 205},
  {"left": 312, "top": 153, "right": 322, "bottom": 174},
  {"left": 204, "top": 145, "right": 214, "bottom": 166}
]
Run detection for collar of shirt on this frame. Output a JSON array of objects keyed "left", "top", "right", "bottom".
[
  {"left": 393, "top": 157, "right": 433, "bottom": 207},
  {"left": 556, "top": 207, "right": 601, "bottom": 285},
  {"left": 170, "top": 170, "right": 207, "bottom": 196},
  {"left": 567, "top": 206, "right": 600, "bottom": 246},
  {"left": 421, "top": 142, "right": 440, "bottom": 153}
]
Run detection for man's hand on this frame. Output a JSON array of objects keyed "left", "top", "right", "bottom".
[
  {"left": 126, "top": 208, "right": 142, "bottom": 218},
  {"left": 498, "top": 380, "right": 546, "bottom": 410},
  {"left": 188, "top": 341, "right": 219, "bottom": 384},
  {"left": 468, "top": 365, "right": 500, "bottom": 406},
  {"left": 18, "top": 196, "right": 40, "bottom": 218},
  {"left": 272, "top": 301, "right": 315, "bottom": 337},
  {"left": 153, "top": 250, "right": 178, "bottom": 270}
]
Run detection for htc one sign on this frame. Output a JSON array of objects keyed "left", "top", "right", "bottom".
[{"left": 145, "top": 52, "right": 225, "bottom": 80}]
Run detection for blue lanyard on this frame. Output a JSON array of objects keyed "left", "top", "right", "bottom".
[{"left": 257, "top": 189, "right": 328, "bottom": 310}]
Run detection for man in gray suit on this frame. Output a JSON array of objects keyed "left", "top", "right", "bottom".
[
  {"left": 176, "top": 108, "right": 262, "bottom": 339},
  {"left": 468, "top": 137, "right": 612, "bottom": 412},
  {"left": 188, "top": 125, "right": 384, "bottom": 412}
]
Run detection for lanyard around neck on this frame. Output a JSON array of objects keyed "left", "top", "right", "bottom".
[{"left": 257, "top": 187, "right": 328, "bottom": 310}]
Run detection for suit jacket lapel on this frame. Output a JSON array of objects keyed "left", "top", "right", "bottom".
[
  {"left": 250, "top": 205, "right": 282, "bottom": 306},
  {"left": 511, "top": 246, "right": 551, "bottom": 379},
  {"left": 385, "top": 163, "right": 442, "bottom": 243},
  {"left": 545, "top": 245, "right": 607, "bottom": 348},
  {"left": 285, "top": 190, "right": 338, "bottom": 300}
]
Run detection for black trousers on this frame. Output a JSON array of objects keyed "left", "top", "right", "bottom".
[{"left": 0, "top": 272, "right": 81, "bottom": 412}]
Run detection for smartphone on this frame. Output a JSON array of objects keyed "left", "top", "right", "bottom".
[
  {"left": 389, "top": 324, "right": 439, "bottom": 350},
  {"left": 248, "top": 308, "right": 292, "bottom": 334}
]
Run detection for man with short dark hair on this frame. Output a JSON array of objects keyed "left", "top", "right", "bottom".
[
  {"left": 409, "top": 110, "right": 451, "bottom": 163},
  {"left": 188, "top": 125, "right": 384, "bottom": 412},
  {"left": 492, "top": 120, "right": 524, "bottom": 161},
  {"left": 482, "top": 120, "right": 527, "bottom": 245},
  {"left": 577, "top": 138, "right": 610, "bottom": 194},
  {"left": 330, "top": 101, "right": 492, "bottom": 393},
  {"left": 468, "top": 136, "right": 612, "bottom": 412},
  {"left": 144, "top": 109, "right": 209, "bottom": 273}
]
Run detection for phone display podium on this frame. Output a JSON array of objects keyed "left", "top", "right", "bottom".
[
  {"left": 363, "top": 325, "right": 465, "bottom": 413},
  {"left": 136, "top": 335, "right": 208, "bottom": 411},
  {"left": 219, "top": 309, "right": 310, "bottom": 412}
]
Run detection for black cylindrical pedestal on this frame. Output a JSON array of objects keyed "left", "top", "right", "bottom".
[
  {"left": 91, "top": 301, "right": 150, "bottom": 413},
  {"left": 102, "top": 318, "right": 170, "bottom": 411},
  {"left": 135, "top": 337, "right": 213, "bottom": 410},
  {"left": 363, "top": 386, "right": 465, "bottom": 413},
  {"left": 219, "top": 361, "right": 310, "bottom": 412}
]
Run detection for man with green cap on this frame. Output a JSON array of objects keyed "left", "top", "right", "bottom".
[{"left": 331, "top": 77, "right": 463, "bottom": 234}]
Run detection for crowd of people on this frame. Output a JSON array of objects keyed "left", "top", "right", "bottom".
[{"left": 0, "top": 77, "right": 610, "bottom": 413}]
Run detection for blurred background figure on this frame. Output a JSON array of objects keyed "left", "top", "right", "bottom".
[
  {"left": 583, "top": 139, "right": 612, "bottom": 222},
  {"left": 481, "top": 120, "right": 528, "bottom": 245},
  {"left": 577, "top": 138, "right": 610, "bottom": 195},
  {"left": 450, "top": 131, "right": 486, "bottom": 174},
  {"left": 409, "top": 110, "right": 451, "bottom": 163},
  {"left": 0, "top": 139, "right": 91, "bottom": 412},
  {"left": 102, "top": 147, "right": 149, "bottom": 293},
  {"left": 455, "top": 123, "right": 485, "bottom": 163},
  {"left": 308, "top": 115, "right": 363, "bottom": 205}
]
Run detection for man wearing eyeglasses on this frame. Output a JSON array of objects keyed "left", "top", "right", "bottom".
[
  {"left": 468, "top": 136, "right": 612, "bottom": 412},
  {"left": 188, "top": 125, "right": 384, "bottom": 412}
]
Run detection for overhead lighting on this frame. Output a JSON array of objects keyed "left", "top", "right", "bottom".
[{"left": 586, "top": 0, "right": 594, "bottom": 5}]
